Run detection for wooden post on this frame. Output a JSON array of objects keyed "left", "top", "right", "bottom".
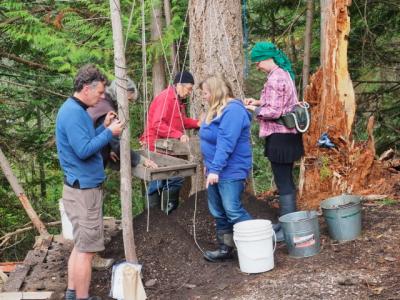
[
  {"left": 109, "top": 0, "right": 137, "bottom": 263},
  {"left": 0, "top": 147, "right": 48, "bottom": 237}
]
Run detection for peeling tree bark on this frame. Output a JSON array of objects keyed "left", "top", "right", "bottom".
[{"left": 299, "top": 0, "right": 374, "bottom": 209}]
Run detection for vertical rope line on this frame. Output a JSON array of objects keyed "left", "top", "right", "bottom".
[
  {"left": 125, "top": 0, "right": 136, "bottom": 49},
  {"left": 192, "top": 169, "right": 204, "bottom": 254}
]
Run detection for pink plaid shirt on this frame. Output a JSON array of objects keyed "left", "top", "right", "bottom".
[{"left": 255, "top": 66, "right": 298, "bottom": 137}]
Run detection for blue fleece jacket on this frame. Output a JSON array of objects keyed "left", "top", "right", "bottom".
[
  {"left": 200, "top": 99, "right": 252, "bottom": 180},
  {"left": 56, "top": 98, "right": 113, "bottom": 188}
]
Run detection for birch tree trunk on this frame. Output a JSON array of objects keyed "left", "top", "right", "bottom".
[
  {"left": 109, "top": 0, "right": 137, "bottom": 263},
  {"left": 189, "top": 0, "right": 249, "bottom": 192},
  {"left": 299, "top": 0, "right": 374, "bottom": 209},
  {"left": 0, "top": 147, "right": 48, "bottom": 236},
  {"left": 151, "top": 1, "right": 167, "bottom": 95}
]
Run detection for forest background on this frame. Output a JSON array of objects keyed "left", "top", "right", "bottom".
[{"left": 0, "top": 0, "right": 399, "bottom": 261}]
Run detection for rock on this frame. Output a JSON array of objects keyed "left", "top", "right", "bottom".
[
  {"left": 337, "top": 278, "right": 356, "bottom": 286},
  {"left": 183, "top": 283, "right": 196, "bottom": 289},
  {"left": 384, "top": 256, "right": 396, "bottom": 262}
]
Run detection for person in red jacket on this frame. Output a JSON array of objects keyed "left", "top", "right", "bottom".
[
  {"left": 140, "top": 71, "right": 200, "bottom": 214},
  {"left": 140, "top": 71, "right": 199, "bottom": 150}
]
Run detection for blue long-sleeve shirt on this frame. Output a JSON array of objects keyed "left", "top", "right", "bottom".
[
  {"left": 200, "top": 99, "right": 252, "bottom": 180},
  {"left": 56, "top": 97, "right": 113, "bottom": 188}
]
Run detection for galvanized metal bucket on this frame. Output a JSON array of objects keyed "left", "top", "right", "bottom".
[
  {"left": 321, "top": 195, "right": 362, "bottom": 241},
  {"left": 279, "top": 211, "right": 320, "bottom": 258}
]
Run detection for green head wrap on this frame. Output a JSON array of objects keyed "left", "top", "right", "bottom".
[{"left": 251, "top": 42, "right": 295, "bottom": 80}]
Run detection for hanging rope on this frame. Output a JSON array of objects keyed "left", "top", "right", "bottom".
[
  {"left": 125, "top": 0, "right": 136, "bottom": 49},
  {"left": 149, "top": 0, "right": 193, "bottom": 158},
  {"left": 242, "top": 0, "right": 250, "bottom": 78}
]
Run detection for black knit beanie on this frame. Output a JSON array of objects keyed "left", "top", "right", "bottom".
[{"left": 173, "top": 71, "right": 194, "bottom": 84}]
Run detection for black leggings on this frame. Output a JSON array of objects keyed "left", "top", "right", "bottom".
[{"left": 270, "top": 161, "right": 295, "bottom": 196}]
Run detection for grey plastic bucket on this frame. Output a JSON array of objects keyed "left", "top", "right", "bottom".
[
  {"left": 279, "top": 211, "right": 320, "bottom": 258},
  {"left": 321, "top": 195, "right": 362, "bottom": 241}
]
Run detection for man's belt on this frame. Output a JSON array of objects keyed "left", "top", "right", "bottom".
[{"left": 64, "top": 178, "right": 102, "bottom": 189}]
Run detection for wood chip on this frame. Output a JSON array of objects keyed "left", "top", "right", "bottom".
[
  {"left": 384, "top": 256, "right": 396, "bottom": 262},
  {"left": 371, "top": 287, "right": 384, "bottom": 295}
]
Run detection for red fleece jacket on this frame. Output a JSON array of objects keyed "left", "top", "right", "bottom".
[{"left": 140, "top": 86, "right": 199, "bottom": 151}]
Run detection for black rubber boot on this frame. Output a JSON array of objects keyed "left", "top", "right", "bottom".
[
  {"left": 279, "top": 193, "right": 297, "bottom": 216},
  {"left": 274, "top": 193, "right": 297, "bottom": 242},
  {"left": 203, "top": 231, "right": 234, "bottom": 262},
  {"left": 146, "top": 192, "right": 161, "bottom": 209},
  {"left": 161, "top": 189, "right": 180, "bottom": 215}
]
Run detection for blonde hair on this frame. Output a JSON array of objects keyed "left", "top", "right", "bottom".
[{"left": 200, "top": 74, "right": 234, "bottom": 124}]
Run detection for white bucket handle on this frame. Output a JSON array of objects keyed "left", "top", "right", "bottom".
[{"left": 272, "top": 230, "right": 277, "bottom": 253}]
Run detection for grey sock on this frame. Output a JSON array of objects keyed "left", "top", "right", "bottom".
[{"left": 65, "top": 289, "right": 76, "bottom": 300}]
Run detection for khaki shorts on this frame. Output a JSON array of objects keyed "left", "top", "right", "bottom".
[{"left": 62, "top": 185, "right": 104, "bottom": 252}]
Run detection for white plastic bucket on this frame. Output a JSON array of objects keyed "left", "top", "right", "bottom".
[
  {"left": 233, "top": 219, "right": 276, "bottom": 273},
  {"left": 59, "top": 199, "right": 73, "bottom": 240}
]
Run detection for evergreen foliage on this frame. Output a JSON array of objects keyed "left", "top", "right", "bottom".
[{"left": 0, "top": 0, "right": 398, "bottom": 260}]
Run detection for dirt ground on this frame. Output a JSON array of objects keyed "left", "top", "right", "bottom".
[{"left": 17, "top": 190, "right": 400, "bottom": 299}]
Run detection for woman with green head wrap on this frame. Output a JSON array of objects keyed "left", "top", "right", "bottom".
[{"left": 245, "top": 41, "right": 304, "bottom": 242}]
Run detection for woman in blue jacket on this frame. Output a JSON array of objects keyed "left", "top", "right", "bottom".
[{"left": 200, "top": 74, "right": 252, "bottom": 262}]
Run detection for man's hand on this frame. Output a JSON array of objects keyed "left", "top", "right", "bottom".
[
  {"left": 206, "top": 173, "right": 219, "bottom": 188},
  {"left": 108, "top": 119, "right": 123, "bottom": 136},
  {"left": 143, "top": 159, "right": 158, "bottom": 168},
  {"left": 109, "top": 151, "right": 119, "bottom": 162},
  {"left": 180, "top": 134, "right": 189, "bottom": 143},
  {"left": 104, "top": 111, "right": 118, "bottom": 127},
  {"left": 244, "top": 98, "right": 260, "bottom": 106}
]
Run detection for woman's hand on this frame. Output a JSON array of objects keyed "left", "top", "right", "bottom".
[
  {"left": 245, "top": 105, "right": 257, "bottom": 112},
  {"left": 104, "top": 111, "right": 118, "bottom": 127},
  {"left": 180, "top": 134, "right": 190, "bottom": 143},
  {"left": 206, "top": 173, "right": 219, "bottom": 188},
  {"left": 109, "top": 151, "right": 119, "bottom": 162},
  {"left": 244, "top": 98, "right": 260, "bottom": 106},
  {"left": 143, "top": 159, "right": 158, "bottom": 168}
]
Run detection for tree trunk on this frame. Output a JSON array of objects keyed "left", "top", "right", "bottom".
[
  {"left": 0, "top": 147, "right": 48, "bottom": 236},
  {"left": 298, "top": 0, "right": 374, "bottom": 209},
  {"left": 151, "top": 1, "right": 167, "bottom": 96},
  {"left": 189, "top": 0, "right": 250, "bottom": 192},
  {"left": 270, "top": 11, "right": 276, "bottom": 43},
  {"left": 289, "top": 27, "right": 298, "bottom": 64},
  {"left": 109, "top": 0, "right": 137, "bottom": 263},
  {"left": 163, "top": 0, "right": 178, "bottom": 74},
  {"left": 302, "top": 0, "right": 315, "bottom": 96}
]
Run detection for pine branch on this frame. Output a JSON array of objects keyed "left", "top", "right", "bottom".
[{"left": 0, "top": 51, "right": 52, "bottom": 71}]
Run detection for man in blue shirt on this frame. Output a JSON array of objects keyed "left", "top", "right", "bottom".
[{"left": 56, "top": 64, "right": 122, "bottom": 300}]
